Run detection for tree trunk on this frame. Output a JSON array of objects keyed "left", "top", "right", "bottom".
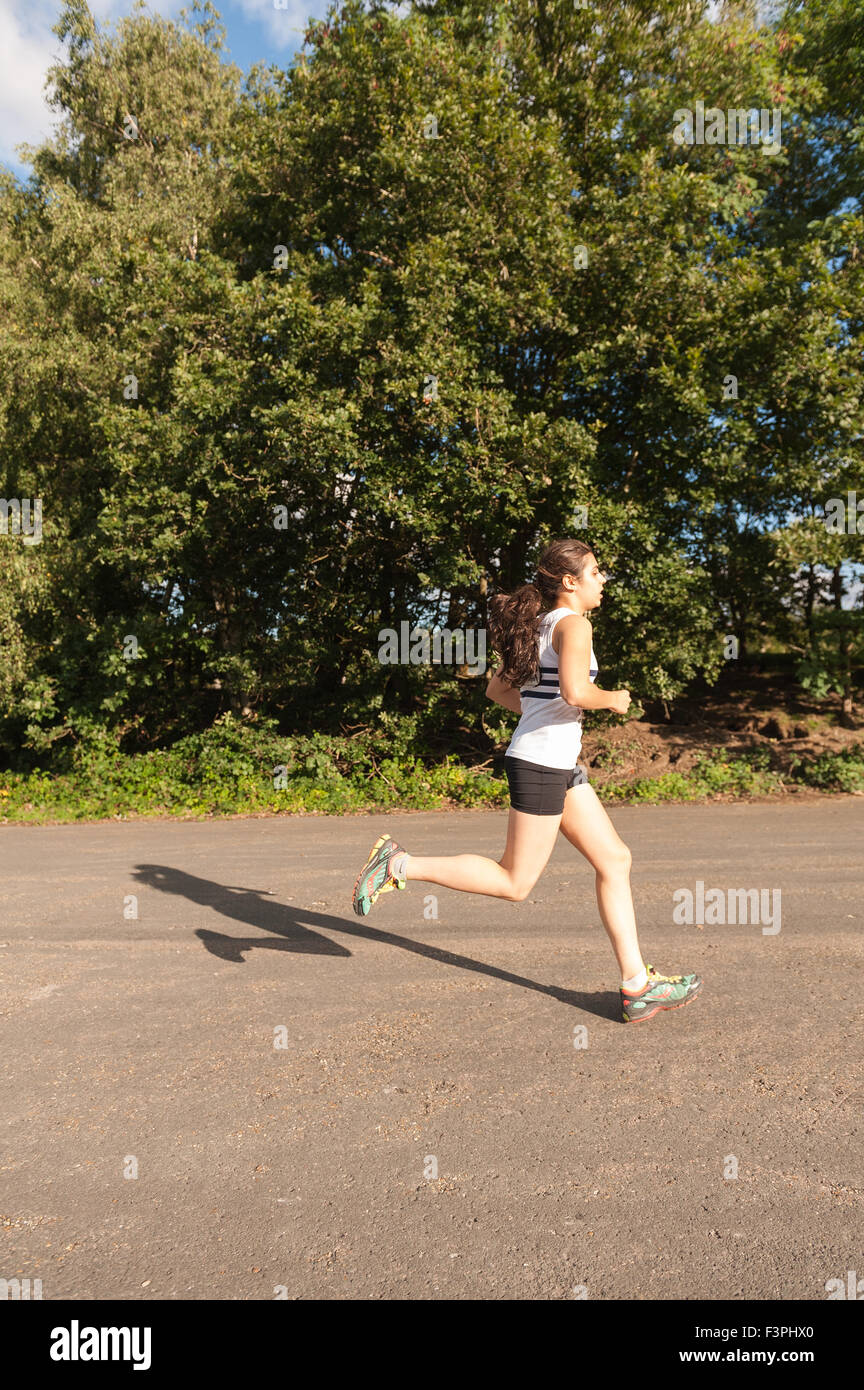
[
  {"left": 804, "top": 562, "right": 817, "bottom": 640},
  {"left": 830, "top": 565, "right": 855, "bottom": 727},
  {"left": 212, "top": 586, "right": 253, "bottom": 718}
]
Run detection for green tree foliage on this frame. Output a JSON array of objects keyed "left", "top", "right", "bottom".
[{"left": 0, "top": 0, "right": 860, "bottom": 767}]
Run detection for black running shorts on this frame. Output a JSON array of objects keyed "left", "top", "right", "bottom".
[{"left": 504, "top": 755, "right": 590, "bottom": 816}]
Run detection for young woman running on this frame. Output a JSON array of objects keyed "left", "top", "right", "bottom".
[{"left": 351, "top": 538, "right": 702, "bottom": 1024}]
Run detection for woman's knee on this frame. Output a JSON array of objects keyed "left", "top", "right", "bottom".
[
  {"left": 506, "top": 882, "right": 533, "bottom": 902},
  {"left": 599, "top": 841, "right": 632, "bottom": 876},
  {"left": 502, "top": 872, "right": 536, "bottom": 902}
]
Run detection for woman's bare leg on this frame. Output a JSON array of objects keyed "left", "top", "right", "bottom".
[
  {"left": 404, "top": 808, "right": 562, "bottom": 901},
  {"left": 558, "top": 784, "right": 644, "bottom": 979}
]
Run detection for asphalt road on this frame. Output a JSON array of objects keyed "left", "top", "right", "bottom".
[{"left": 2, "top": 799, "right": 862, "bottom": 1301}]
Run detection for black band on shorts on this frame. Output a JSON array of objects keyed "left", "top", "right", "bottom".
[{"left": 504, "top": 756, "right": 590, "bottom": 816}]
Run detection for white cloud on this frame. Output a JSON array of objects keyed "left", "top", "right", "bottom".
[
  {"left": 0, "top": 0, "right": 185, "bottom": 179},
  {"left": 0, "top": 3, "right": 63, "bottom": 171},
  {"left": 232, "top": 0, "right": 317, "bottom": 52}
]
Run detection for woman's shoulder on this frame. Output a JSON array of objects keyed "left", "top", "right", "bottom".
[
  {"left": 549, "top": 610, "right": 591, "bottom": 654},
  {"left": 553, "top": 610, "right": 592, "bottom": 633}
]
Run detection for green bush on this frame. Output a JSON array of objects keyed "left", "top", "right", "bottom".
[
  {"left": 603, "top": 751, "right": 781, "bottom": 803},
  {"left": 789, "top": 743, "right": 864, "bottom": 793},
  {"left": 0, "top": 719, "right": 861, "bottom": 822}
]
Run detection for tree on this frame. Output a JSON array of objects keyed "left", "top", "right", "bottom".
[{"left": 0, "top": 0, "right": 860, "bottom": 764}]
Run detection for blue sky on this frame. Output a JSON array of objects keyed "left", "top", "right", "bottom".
[{"left": 0, "top": 0, "right": 347, "bottom": 184}]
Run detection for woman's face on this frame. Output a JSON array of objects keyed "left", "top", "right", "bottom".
[{"left": 566, "top": 554, "right": 606, "bottom": 611}]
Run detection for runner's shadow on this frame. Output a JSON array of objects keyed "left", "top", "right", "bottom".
[
  {"left": 133, "top": 864, "right": 350, "bottom": 962},
  {"left": 133, "top": 864, "right": 620, "bottom": 1020}
]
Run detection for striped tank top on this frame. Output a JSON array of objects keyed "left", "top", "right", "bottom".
[{"left": 504, "top": 606, "right": 599, "bottom": 770}]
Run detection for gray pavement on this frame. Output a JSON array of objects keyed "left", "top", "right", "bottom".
[{"left": 1, "top": 799, "right": 862, "bottom": 1300}]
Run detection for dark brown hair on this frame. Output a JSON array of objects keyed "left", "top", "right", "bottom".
[{"left": 488, "top": 538, "right": 595, "bottom": 688}]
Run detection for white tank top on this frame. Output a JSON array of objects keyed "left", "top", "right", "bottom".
[{"left": 504, "top": 607, "right": 599, "bottom": 770}]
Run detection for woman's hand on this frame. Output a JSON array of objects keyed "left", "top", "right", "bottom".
[{"left": 608, "top": 689, "right": 632, "bottom": 716}]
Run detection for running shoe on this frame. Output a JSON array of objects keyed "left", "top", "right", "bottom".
[
  {"left": 352, "top": 832, "right": 407, "bottom": 916},
  {"left": 621, "top": 963, "right": 702, "bottom": 1023}
]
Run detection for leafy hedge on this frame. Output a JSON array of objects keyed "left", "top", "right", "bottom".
[{"left": 0, "top": 714, "right": 862, "bottom": 822}]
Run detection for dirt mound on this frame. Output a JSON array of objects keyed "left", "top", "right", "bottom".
[{"left": 581, "top": 666, "right": 863, "bottom": 792}]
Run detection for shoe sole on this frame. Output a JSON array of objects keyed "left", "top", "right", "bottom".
[
  {"left": 352, "top": 833, "right": 396, "bottom": 916},
  {"left": 622, "top": 980, "right": 703, "bottom": 1023}
]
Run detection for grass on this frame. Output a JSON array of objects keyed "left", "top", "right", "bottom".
[
  {"left": 1, "top": 716, "right": 862, "bottom": 822},
  {"left": 602, "top": 751, "right": 783, "bottom": 803}
]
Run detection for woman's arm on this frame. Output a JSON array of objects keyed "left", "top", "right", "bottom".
[
  {"left": 555, "top": 615, "right": 630, "bottom": 713},
  {"left": 485, "top": 667, "right": 524, "bottom": 714}
]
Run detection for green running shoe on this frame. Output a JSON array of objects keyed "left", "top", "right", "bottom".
[
  {"left": 621, "top": 963, "right": 702, "bottom": 1023},
  {"left": 352, "top": 832, "right": 407, "bottom": 917}
]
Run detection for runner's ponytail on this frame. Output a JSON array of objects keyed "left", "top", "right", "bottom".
[{"left": 488, "top": 538, "right": 594, "bottom": 688}]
